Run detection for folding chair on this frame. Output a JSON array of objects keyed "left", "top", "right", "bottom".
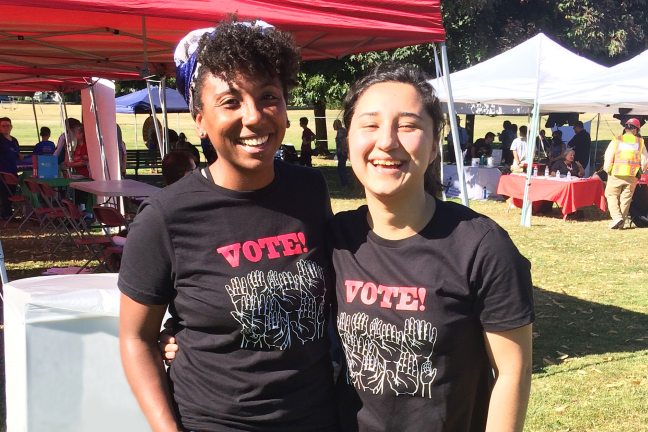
[
  {"left": 0, "top": 172, "right": 30, "bottom": 230},
  {"left": 23, "top": 178, "right": 59, "bottom": 241},
  {"left": 35, "top": 181, "right": 74, "bottom": 252},
  {"left": 61, "top": 199, "right": 113, "bottom": 273},
  {"left": 93, "top": 205, "right": 129, "bottom": 272}
]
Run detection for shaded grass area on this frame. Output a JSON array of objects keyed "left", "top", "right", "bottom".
[{"left": 1, "top": 160, "right": 648, "bottom": 431}]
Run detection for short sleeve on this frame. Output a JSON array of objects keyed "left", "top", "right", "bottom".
[
  {"left": 471, "top": 226, "right": 534, "bottom": 332},
  {"left": 118, "top": 201, "right": 177, "bottom": 305}
]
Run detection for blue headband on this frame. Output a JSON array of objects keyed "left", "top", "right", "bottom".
[{"left": 174, "top": 21, "right": 275, "bottom": 118}]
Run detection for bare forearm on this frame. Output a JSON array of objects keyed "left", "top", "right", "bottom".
[
  {"left": 121, "top": 338, "right": 181, "bottom": 432},
  {"left": 485, "top": 370, "right": 531, "bottom": 432}
]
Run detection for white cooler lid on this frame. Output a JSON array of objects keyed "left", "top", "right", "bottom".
[{"left": 3, "top": 274, "right": 120, "bottom": 323}]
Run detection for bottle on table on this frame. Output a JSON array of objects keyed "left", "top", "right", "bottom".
[
  {"left": 532, "top": 166, "right": 538, "bottom": 177},
  {"left": 567, "top": 171, "right": 572, "bottom": 180},
  {"left": 482, "top": 186, "right": 487, "bottom": 200},
  {"left": 480, "top": 155, "right": 485, "bottom": 166},
  {"left": 555, "top": 170, "right": 560, "bottom": 178},
  {"left": 544, "top": 166, "right": 550, "bottom": 177}
]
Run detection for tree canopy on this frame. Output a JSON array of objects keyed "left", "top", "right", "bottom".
[{"left": 293, "top": 0, "right": 648, "bottom": 111}]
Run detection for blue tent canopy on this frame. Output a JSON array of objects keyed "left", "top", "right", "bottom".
[{"left": 115, "top": 86, "right": 189, "bottom": 114}]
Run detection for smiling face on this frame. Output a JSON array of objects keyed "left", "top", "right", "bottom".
[
  {"left": 348, "top": 82, "right": 437, "bottom": 200},
  {"left": 195, "top": 72, "right": 287, "bottom": 190},
  {"left": 564, "top": 150, "right": 575, "bottom": 163}
]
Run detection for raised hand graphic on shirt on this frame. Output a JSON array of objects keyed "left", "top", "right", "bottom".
[
  {"left": 226, "top": 260, "right": 326, "bottom": 350},
  {"left": 226, "top": 276, "right": 267, "bottom": 348},
  {"left": 419, "top": 359, "right": 437, "bottom": 398},
  {"left": 337, "top": 313, "right": 439, "bottom": 398}
]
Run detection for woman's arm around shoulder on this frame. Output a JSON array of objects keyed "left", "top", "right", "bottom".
[
  {"left": 120, "top": 295, "right": 182, "bottom": 432},
  {"left": 483, "top": 324, "right": 533, "bottom": 432}
]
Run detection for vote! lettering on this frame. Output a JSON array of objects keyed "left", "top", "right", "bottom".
[
  {"left": 345, "top": 279, "right": 427, "bottom": 311},
  {"left": 216, "top": 232, "right": 309, "bottom": 268}
]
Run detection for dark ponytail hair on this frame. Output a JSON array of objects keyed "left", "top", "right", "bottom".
[{"left": 342, "top": 64, "right": 445, "bottom": 197}]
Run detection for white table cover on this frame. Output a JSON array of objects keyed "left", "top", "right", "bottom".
[{"left": 442, "top": 165, "right": 502, "bottom": 200}]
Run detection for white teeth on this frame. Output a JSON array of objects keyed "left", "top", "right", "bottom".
[
  {"left": 372, "top": 159, "right": 403, "bottom": 166},
  {"left": 239, "top": 135, "right": 269, "bottom": 146}
]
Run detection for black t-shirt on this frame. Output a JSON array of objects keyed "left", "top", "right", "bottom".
[
  {"left": 551, "top": 160, "right": 581, "bottom": 177},
  {"left": 329, "top": 200, "right": 534, "bottom": 432},
  {"left": 472, "top": 138, "right": 492, "bottom": 157},
  {"left": 119, "top": 162, "right": 337, "bottom": 432},
  {"left": 568, "top": 130, "right": 591, "bottom": 168}
]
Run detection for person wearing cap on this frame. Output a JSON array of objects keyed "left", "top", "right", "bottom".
[
  {"left": 118, "top": 19, "right": 337, "bottom": 432},
  {"left": 603, "top": 118, "right": 648, "bottom": 229}
]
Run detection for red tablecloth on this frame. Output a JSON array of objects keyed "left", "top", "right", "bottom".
[{"left": 497, "top": 174, "right": 606, "bottom": 216}]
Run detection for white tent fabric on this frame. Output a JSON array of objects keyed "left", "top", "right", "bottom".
[
  {"left": 434, "top": 33, "right": 607, "bottom": 107},
  {"left": 540, "top": 49, "right": 648, "bottom": 114}
]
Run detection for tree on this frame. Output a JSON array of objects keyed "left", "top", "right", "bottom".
[{"left": 291, "top": 0, "right": 648, "bottom": 146}]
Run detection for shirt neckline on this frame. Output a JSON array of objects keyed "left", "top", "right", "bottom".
[
  {"left": 198, "top": 161, "right": 281, "bottom": 200},
  {"left": 362, "top": 198, "right": 441, "bottom": 249}
]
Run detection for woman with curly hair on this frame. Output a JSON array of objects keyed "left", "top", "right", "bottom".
[
  {"left": 160, "top": 63, "right": 535, "bottom": 432},
  {"left": 118, "top": 19, "right": 337, "bottom": 432}
]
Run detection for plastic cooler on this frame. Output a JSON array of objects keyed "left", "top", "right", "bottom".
[
  {"left": 32, "top": 155, "right": 59, "bottom": 179},
  {"left": 2, "top": 274, "right": 151, "bottom": 432}
]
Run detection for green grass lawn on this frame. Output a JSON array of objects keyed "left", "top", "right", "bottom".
[
  {"left": 1, "top": 109, "right": 647, "bottom": 431},
  {"left": 3, "top": 102, "right": 626, "bottom": 155}
]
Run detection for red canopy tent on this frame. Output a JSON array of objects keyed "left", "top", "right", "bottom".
[
  {"left": 0, "top": 0, "right": 470, "bottom": 205},
  {"left": 0, "top": 1, "right": 445, "bottom": 80}
]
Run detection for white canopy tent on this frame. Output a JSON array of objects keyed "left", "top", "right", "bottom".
[
  {"left": 540, "top": 49, "right": 648, "bottom": 115},
  {"left": 432, "top": 33, "right": 611, "bottom": 226},
  {"left": 434, "top": 33, "right": 608, "bottom": 107}
]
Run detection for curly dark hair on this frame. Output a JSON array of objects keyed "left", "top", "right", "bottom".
[
  {"left": 342, "top": 64, "right": 445, "bottom": 198},
  {"left": 192, "top": 18, "right": 300, "bottom": 117}
]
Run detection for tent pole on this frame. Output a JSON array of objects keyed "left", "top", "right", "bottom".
[
  {"left": 520, "top": 100, "right": 540, "bottom": 227},
  {"left": 593, "top": 113, "right": 601, "bottom": 171},
  {"left": 32, "top": 98, "right": 40, "bottom": 142},
  {"left": 141, "top": 17, "right": 150, "bottom": 77},
  {"left": 160, "top": 77, "right": 169, "bottom": 156},
  {"left": 432, "top": 44, "right": 446, "bottom": 201},
  {"left": 440, "top": 42, "right": 469, "bottom": 207},
  {"left": 0, "top": 236, "right": 8, "bottom": 286},
  {"left": 134, "top": 114, "right": 138, "bottom": 150},
  {"left": 520, "top": 38, "right": 544, "bottom": 227},
  {"left": 88, "top": 81, "right": 111, "bottom": 181},
  {"left": 145, "top": 80, "right": 163, "bottom": 157},
  {"left": 58, "top": 91, "right": 74, "bottom": 164}
]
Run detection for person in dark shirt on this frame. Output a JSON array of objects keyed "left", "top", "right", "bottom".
[
  {"left": 536, "top": 129, "right": 551, "bottom": 155},
  {"left": 567, "top": 121, "right": 591, "bottom": 169},
  {"left": 550, "top": 149, "right": 584, "bottom": 177},
  {"left": 32, "top": 126, "right": 56, "bottom": 156},
  {"left": 119, "top": 20, "right": 337, "bottom": 432},
  {"left": 0, "top": 117, "right": 24, "bottom": 219},
  {"left": 161, "top": 150, "right": 197, "bottom": 185},
  {"left": 471, "top": 132, "right": 495, "bottom": 158},
  {"left": 174, "top": 132, "right": 201, "bottom": 165},
  {"left": 299, "top": 116, "right": 315, "bottom": 167},
  {"left": 498, "top": 121, "right": 515, "bottom": 165}
]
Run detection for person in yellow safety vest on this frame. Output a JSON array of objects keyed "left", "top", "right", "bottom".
[{"left": 603, "top": 118, "right": 648, "bottom": 229}]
